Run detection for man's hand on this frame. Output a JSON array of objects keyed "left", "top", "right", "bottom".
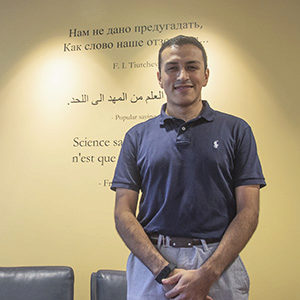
[
  {"left": 161, "top": 185, "right": 260, "bottom": 299},
  {"left": 162, "top": 268, "right": 214, "bottom": 300}
]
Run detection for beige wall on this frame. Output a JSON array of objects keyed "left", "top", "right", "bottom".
[{"left": 1, "top": 0, "right": 299, "bottom": 299}]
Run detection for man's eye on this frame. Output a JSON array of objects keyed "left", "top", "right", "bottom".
[{"left": 187, "top": 66, "right": 197, "bottom": 70}]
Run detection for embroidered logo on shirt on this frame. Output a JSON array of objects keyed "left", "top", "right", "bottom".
[{"left": 213, "top": 140, "right": 219, "bottom": 149}]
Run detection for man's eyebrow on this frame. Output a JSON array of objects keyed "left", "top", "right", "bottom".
[
  {"left": 165, "top": 61, "right": 179, "bottom": 65},
  {"left": 186, "top": 60, "right": 201, "bottom": 64},
  {"left": 165, "top": 60, "right": 201, "bottom": 65}
]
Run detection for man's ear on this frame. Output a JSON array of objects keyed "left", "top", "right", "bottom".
[
  {"left": 203, "top": 68, "right": 209, "bottom": 87},
  {"left": 157, "top": 71, "right": 163, "bottom": 88}
]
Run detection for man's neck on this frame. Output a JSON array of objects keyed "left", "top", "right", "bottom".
[{"left": 166, "top": 100, "right": 203, "bottom": 122}]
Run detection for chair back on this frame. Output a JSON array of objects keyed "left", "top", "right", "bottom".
[
  {"left": 0, "top": 266, "right": 74, "bottom": 300},
  {"left": 91, "top": 270, "right": 126, "bottom": 300}
]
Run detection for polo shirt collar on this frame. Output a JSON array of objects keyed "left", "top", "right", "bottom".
[{"left": 159, "top": 100, "right": 215, "bottom": 125}]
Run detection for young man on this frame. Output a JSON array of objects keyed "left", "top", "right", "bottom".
[{"left": 111, "top": 35, "right": 266, "bottom": 300}]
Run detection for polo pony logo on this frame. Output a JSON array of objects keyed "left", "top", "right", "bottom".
[{"left": 213, "top": 140, "right": 219, "bottom": 149}]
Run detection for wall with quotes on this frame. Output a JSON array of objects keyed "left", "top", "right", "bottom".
[{"left": 1, "top": 0, "right": 299, "bottom": 299}]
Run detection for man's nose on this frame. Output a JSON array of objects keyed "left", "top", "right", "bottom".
[{"left": 177, "top": 68, "right": 189, "bottom": 80}]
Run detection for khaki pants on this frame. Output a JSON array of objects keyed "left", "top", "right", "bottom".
[{"left": 126, "top": 238, "right": 249, "bottom": 300}]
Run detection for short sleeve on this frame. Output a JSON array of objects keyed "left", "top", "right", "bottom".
[
  {"left": 111, "top": 130, "right": 141, "bottom": 192},
  {"left": 233, "top": 125, "right": 266, "bottom": 188}
]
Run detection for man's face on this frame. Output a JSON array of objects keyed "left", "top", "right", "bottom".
[{"left": 157, "top": 44, "right": 209, "bottom": 109}]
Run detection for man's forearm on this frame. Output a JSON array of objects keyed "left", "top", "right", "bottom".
[
  {"left": 114, "top": 195, "right": 169, "bottom": 276},
  {"left": 201, "top": 185, "right": 260, "bottom": 280},
  {"left": 202, "top": 206, "right": 258, "bottom": 281}
]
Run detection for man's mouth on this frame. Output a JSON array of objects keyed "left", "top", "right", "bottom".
[{"left": 174, "top": 85, "right": 193, "bottom": 91}]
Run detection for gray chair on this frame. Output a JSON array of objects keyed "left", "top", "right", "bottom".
[
  {"left": 0, "top": 266, "right": 74, "bottom": 300},
  {"left": 91, "top": 270, "right": 126, "bottom": 300}
]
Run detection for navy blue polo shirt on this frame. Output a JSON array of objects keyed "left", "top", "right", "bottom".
[{"left": 111, "top": 101, "right": 266, "bottom": 239}]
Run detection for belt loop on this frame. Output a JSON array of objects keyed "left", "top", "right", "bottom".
[
  {"left": 164, "top": 235, "right": 171, "bottom": 247},
  {"left": 157, "top": 234, "right": 163, "bottom": 248},
  {"left": 201, "top": 239, "right": 209, "bottom": 252}
]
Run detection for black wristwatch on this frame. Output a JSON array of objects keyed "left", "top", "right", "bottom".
[{"left": 155, "top": 263, "right": 177, "bottom": 284}]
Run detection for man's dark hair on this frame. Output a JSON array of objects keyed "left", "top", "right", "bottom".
[{"left": 158, "top": 35, "right": 208, "bottom": 72}]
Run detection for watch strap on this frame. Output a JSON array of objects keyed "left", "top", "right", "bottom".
[{"left": 155, "top": 263, "right": 176, "bottom": 284}]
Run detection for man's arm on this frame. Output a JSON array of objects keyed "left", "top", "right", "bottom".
[
  {"left": 114, "top": 187, "right": 169, "bottom": 276},
  {"left": 163, "top": 185, "right": 260, "bottom": 299}
]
